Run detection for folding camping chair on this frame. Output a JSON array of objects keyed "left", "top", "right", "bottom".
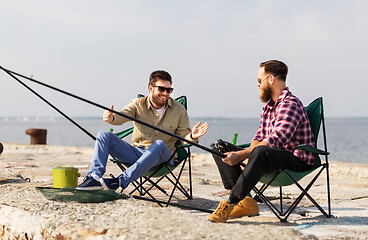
[
  {"left": 109, "top": 95, "right": 193, "bottom": 206},
  {"left": 237, "top": 97, "right": 331, "bottom": 222}
]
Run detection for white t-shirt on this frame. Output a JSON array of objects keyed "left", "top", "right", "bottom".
[{"left": 154, "top": 106, "right": 166, "bottom": 119}]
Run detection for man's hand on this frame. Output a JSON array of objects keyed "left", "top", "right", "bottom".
[
  {"left": 221, "top": 140, "right": 267, "bottom": 166},
  {"left": 191, "top": 121, "right": 209, "bottom": 139},
  {"left": 103, "top": 105, "right": 114, "bottom": 123},
  {"left": 222, "top": 151, "right": 243, "bottom": 166}
]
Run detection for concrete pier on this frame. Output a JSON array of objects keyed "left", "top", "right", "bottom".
[{"left": 0, "top": 143, "right": 367, "bottom": 239}]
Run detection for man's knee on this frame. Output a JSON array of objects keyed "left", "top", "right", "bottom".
[
  {"left": 249, "top": 145, "right": 284, "bottom": 173},
  {"left": 150, "top": 140, "right": 168, "bottom": 153},
  {"left": 248, "top": 145, "right": 271, "bottom": 167},
  {"left": 250, "top": 145, "right": 269, "bottom": 157},
  {"left": 96, "top": 130, "right": 111, "bottom": 140},
  {"left": 151, "top": 140, "right": 165, "bottom": 148}
]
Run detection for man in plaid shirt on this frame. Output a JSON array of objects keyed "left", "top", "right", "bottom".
[{"left": 208, "top": 60, "right": 315, "bottom": 223}]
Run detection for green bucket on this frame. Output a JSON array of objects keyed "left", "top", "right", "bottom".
[{"left": 52, "top": 167, "right": 81, "bottom": 188}]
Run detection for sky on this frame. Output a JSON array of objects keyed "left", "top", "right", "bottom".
[{"left": 1, "top": 0, "right": 367, "bottom": 119}]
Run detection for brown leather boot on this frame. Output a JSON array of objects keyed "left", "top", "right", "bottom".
[
  {"left": 229, "top": 196, "right": 259, "bottom": 218},
  {"left": 208, "top": 200, "right": 234, "bottom": 223}
]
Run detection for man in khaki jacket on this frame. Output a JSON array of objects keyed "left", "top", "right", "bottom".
[{"left": 77, "top": 70, "right": 208, "bottom": 190}]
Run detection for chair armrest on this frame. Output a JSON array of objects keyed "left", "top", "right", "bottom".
[
  {"left": 237, "top": 143, "right": 251, "bottom": 149},
  {"left": 293, "top": 144, "right": 330, "bottom": 155},
  {"left": 114, "top": 127, "right": 134, "bottom": 139},
  {"left": 236, "top": 143, "right": 329, "bottom": 156},
  {"left": 177, "top": 143, "right": 192, "bottom": 148}
]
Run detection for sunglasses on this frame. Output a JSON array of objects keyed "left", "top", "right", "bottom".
[
  {"left": 257, "top": 75, "right": 270, "bottom": 85},
  {"left": 151, "top": 85, "right": 174, "bottom": 94}
]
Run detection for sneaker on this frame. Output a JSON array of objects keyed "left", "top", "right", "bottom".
[
  {"left": 76, "top": 176, "right": 103, "bottom": 190},
  {"left": 100, "top": 176, "right": 120, "bottom": 190},
  {"left": 208, "top": 200, "right": 234, "bottom": 223},
  {"left": 229, "top": 196, "right": 259, "bottom": 218}
]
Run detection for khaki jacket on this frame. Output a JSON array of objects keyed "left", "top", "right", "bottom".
[{"left": 111, "top": 96, "right": 198, "bottom": 153}]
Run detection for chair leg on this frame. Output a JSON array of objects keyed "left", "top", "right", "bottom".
[
  {"left": 188, "top": 148, "right": 193, "bottom": 199},
  {"left": 325, "top": 162, "right": 332, "bottom": 218},
  {"left": 166, "top": 160, "right": 191, "bottom": 202},
  {"left": 255, "top": 165, "right": 330, "bottom": 222},
  {"left": 280, "top": 186, "right": 284, "bottom": 216},
  {"left": 253, "top": 186, "right": 284, "bottom": 222},
  {"left": 322, "top": 113, "right": 332, "bottom": 218},
  {"left": 139, "top": 177, "right": 143, "bottom": 195},
  {"left": 130, "top": 171, "right": 167, "bottom": 196},
  {"left": 283, "top": 167, "right": 329, "bottom": 218},
  {"left": 114, "top": 159, "right": 144, "bottom": 195},
  {"left": 141, "top": 176, "right": 168, "bottom": 196},
  {"left": 252, "top": 171, "right": 286, "bottom": 220},
  {"left": 112, "top": 148, "right": 193, "bottom": 207},
  {"left": 127, "top": 161, "right": 190, "bottom": 205}
]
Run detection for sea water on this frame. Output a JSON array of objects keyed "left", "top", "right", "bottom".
[{"left": 0, "top": 117, "right": 367, "bottom": 164}]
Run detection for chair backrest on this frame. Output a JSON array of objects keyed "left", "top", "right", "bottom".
[
  {"left": 305, "top": 97, "right": 323, "bottom": 145},
  {"left": 305, "top": 97, "right": 324, "bottom": 168},
  {"left": 175, "top": 96, "right": 187, "bottom": 110}
]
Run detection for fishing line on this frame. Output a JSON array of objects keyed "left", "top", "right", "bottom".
[
  {"left": 0, "top": 66, "right": 96, "bottom": 141},
  {"left": 1, "top": 66, "right": 226, "bottom": 158}
]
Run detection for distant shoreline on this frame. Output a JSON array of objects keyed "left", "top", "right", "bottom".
[
  {"left": 2, "top": 117, "right": 368, "bottom": 164},
  {"left": 1, "top": 142, "right": 368, "bottom": 169}
]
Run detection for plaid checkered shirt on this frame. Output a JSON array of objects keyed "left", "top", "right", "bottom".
[{"left": 253, "top": 88, "right": 315, "bottom": 165}]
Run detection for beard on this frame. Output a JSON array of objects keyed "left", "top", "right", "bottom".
[
  {"left": 259, "top": 83, "right": 272, "bottom": 103},
  {"left": 150, "top": 93, "right": 169, "bottom": 109}
]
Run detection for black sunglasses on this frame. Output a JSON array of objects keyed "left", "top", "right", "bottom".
[
  {"left": 257, "top": 75, "right": 270, "bottom": 85},
  {"left": 151, "top": 85, "right": 174, "bottom": 94}
]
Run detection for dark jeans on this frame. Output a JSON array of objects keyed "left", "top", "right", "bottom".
[{"left": 212, "top": 142, "right": 312, "bottom": 199}]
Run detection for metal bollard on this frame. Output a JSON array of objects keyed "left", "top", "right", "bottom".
[{"left": 25, "top": 128, "right": 47, "bottom": 145}]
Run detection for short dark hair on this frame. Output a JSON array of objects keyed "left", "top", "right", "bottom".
[
  {"left": 260, "top": 60, "right": 288, "bottom": 81},
  {"left": 149, "top": 70, "right": 172, "bottom": 86}
]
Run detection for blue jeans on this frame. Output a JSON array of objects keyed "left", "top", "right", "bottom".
[{"left": 87, "top": 131, "right": 173, "bottom": 189}]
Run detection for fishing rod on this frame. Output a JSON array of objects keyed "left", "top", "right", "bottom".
[{"left": 1, "top": 65, "right": 226, "bottom": 158}]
